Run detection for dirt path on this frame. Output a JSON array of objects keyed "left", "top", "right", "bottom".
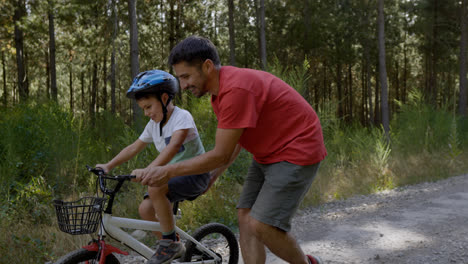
[
  {"left": 120, "top": 174, "right": 468, "bottom": 263},
  {"left": 265, "top": 174, "right": 468, "bottom": 264}
]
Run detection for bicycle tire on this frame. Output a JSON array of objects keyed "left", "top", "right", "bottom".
[
  {"left": 55, "top": 248, "right": 120, "bottom": 264},
  {"left": 182, "top": 223, "right": 239, "bottom": 264}
]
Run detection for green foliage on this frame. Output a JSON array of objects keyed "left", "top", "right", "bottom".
[
  {"left": 1, "top": 76, "right": 468, "bottom": 262},
  {"left": 393, "top": 90, "right": 454, "bottom": 154},
  {"left": 269, "top": 56, "right": 311, "bottom": 98}
]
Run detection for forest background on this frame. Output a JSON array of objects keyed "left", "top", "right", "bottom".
[{"left": 1, "top": 0, "right": 468, "bottom": 262}]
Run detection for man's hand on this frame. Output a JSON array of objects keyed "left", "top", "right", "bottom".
[{"left": 131, "top": 166, "right": 171, "bottom": 187}]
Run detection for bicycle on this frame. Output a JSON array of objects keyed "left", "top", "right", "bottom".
[{"left": 53, "top": 166, "right": 239, "bottom": 264}]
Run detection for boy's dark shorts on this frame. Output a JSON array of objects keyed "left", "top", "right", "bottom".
[
  {"left": 237, "top": 160, "right": 320, "bottom": 232},
  {"left": 143, "top": 172, "right": 210, "bottom": 202}
]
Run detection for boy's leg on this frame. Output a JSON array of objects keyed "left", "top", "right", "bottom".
[
  {"left": 145, "top": 173, "right": 209, "bottom": 264},
  {"left": 146, "top": 185, "right": 174, "bottom": 236},
  {"left": 138, "top": 198, "right": 162, "bottom": 239},
  {"left": 146, "top": 185, "right": 184, "bottom": 264}
]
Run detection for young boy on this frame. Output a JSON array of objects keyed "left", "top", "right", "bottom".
[{"left": 96, "top": 69, "right": 210, "bottom": 264}]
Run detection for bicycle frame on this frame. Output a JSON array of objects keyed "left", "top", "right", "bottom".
[
  {"left": 98, "top": 213, "right": 222, "bottom": 264},
  {"left": 64, "top": 167, "right": 227, "bottom": 264}
]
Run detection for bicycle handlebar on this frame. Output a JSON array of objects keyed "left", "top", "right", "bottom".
[{"left": 86, "top": 165, "right": 136, "bottom": 195}]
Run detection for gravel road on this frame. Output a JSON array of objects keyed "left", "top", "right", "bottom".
[
  {"left": 267, "top": 173, "right": 468, "bottom": 264},
  {"left": 120, "top": 174, "right": 468, "bottom": 264}
]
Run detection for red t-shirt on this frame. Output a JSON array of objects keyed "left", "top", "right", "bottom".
[{"left": 211, "top": 66, "right": 327, "bottom": 166}]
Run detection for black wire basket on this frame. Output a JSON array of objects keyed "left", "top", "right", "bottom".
[{"left": 53, "top": 196, "right": 106, "bottom": 235}]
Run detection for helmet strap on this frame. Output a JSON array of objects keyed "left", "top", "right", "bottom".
[{"left": 159, "top": 94, "right": 173, "bottom": 137}]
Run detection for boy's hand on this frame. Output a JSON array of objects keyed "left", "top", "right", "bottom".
[
  {"left": 95, "top": 164, "right": 110, "bottom": 174},
  {"left": 132, "top": 166, "right": 170, "bottom": 187},
  {"left": 131, "top": 168, "right": 145, "bottom": 182}
]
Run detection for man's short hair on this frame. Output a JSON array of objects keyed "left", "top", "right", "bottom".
[{"left": 168, "top": 36, "right": 221, "bottom": 68}]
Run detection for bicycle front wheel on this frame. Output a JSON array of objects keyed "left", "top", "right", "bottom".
[
  {"left": 182, "top": 223, "right": 239, "bottom": 264},
  {"left": 55, "top": 248, "right": 120, "bottom": 264}
]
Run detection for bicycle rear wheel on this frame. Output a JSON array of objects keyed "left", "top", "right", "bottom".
[
  {"left": 182, "top": 223, "right": 239, "bottom": 264},
  {"left": 55, "top": 248, "right": 120, "bottom": 264}
]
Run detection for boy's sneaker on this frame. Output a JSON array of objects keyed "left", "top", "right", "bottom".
[
  {"left": 147, "top": 239, "right": 185, "bottom": 264},
  {"left": 307, "top": 254, "right": 323, "bottom": 264}
]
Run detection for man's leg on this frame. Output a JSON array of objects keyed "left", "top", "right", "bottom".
[
  {"left": 248, "top": 213, "right": 308, "bottom": 264},
  {"left": 239, "top": 161, "right": 321, "bottom": 264},
  {"left": 238, "top": 208, "right": 266, "bottom": 264}
]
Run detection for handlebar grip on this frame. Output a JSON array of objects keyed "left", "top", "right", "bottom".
[
  {"left": 118, "top": 175, "right": 136, "bottom": 180},
  {"left": 86, "top": 165, "right": 105, "bottom": 175}
]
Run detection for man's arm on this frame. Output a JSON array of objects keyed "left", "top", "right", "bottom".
[
  {"left": 134, "top": 128, "right": 243, "bottom": 187},
  {"left": 204, "top": 144, "right": 242, "bottom": 193}
]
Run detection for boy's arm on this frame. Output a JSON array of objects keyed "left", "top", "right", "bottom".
[
  {"left": 146, "top": 129, "right": 189, "bottom": 168},
  {"left": 96, "top": 139, "right": 147, "bottom": 173},
  {"left": 133, "top": 128, "right": 243, "bottom": 187}
]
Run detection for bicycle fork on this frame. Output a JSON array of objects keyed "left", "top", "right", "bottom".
[{"left": 84, "top": 238, "right": 129, "bottom": 264}]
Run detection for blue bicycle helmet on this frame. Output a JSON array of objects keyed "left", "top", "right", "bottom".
[
  {"left": 126, "top": 70, "right": 179, "bottom": 136},
  {"left": 126, "top": 70, "right": 178, "bottom": 99}
]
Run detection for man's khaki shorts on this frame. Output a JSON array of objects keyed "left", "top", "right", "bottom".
[{"left": 237, "top": 160, "right": 320, "bottom": 232}]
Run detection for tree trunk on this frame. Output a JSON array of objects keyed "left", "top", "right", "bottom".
[
  {"left": 49, "top": 0, "right": 57, "bottom": 102},
  {"left": 393, "top": 60, "right": 399, "bottom": 113},
  {"left": 111, "top": 0, "right": 117, "bottom": 114},
  {"left": 69, "top": 64, "right": 73, "bottom": 113},
  {"left": 361, "top": 58, "right": 367, "bottom": 124},
  {"left": 103, "top": 55, "right": 107, "bottom": 111},
  {"left": 403, "top": 28, "right": 408, "bottom": 104},
  {"left": 459, "top": 0, "right": 467, "bottom": 117},
  {"left": 90, "top": 61, "right": 98, "bottom": 123},
  {"left": 160, "top": 1, "right": 165, "bottom": 63},
  {"left": 175, "top": 0, "right": 183, "bottom": 45},
  {"left": 14, "top": 0, "right": 27, "bottom": 102},
  {"left": 303, "top": 0, "right": 312, "bottom": 58},
  {"left": 128, "top": 0, "right": 142, "bottom": 127},
  {"left": 81, "top": 71, "right": 85, "bottom": 111},
  {"left": 228, "top": 0, "right": 236, "bottom": 66},
  {"left": 129, "top": 0, "right": 139, "bottom": 77},
  {"left": 2, "top": 51, "right": 7, "bottom": 107},
  {"left": 45, "top": 49, "right": 50, "bottom": 99},
  {"left": 336, "top": 62, "right": 344, "bottom": 119},
  {"left": 429, "top": 0, "right": 438, "bottom": 106},
  {"left": 348, "top": 64, "right": 353, "bottom": 121},
  {"left": 360, "top": 0, "right": 374, "bottom": 125},
  {"left": 374, "top": 61, "right": 380, "bottom": 124},
  {"left": 378, "top": 0, "right": 390, "bottom": 142},
  {"left": 168, "top": 0, "right": 176, "bottom": 51},
  {"left": 259, "top": 0, "right": 267, "bottom": 70}
]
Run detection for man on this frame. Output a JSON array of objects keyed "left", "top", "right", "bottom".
[{"left": 133, "top": 36, "right": 327, "bottom": 264}]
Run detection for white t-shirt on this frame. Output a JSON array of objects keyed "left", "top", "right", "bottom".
[{"left": 139, "top": 106, "right": 205, "bottom": 164}]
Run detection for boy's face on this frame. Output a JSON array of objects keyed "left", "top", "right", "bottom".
[
  {"left": 173, "top": 61, "right": 208, "bottom": 98},
  {"left": 137, "top": 96, "right": 164, "bottom": 123}
]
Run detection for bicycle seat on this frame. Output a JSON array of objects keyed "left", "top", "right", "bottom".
[{"left": 171, "top": 184, "right": 211, "bottom": 215}]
